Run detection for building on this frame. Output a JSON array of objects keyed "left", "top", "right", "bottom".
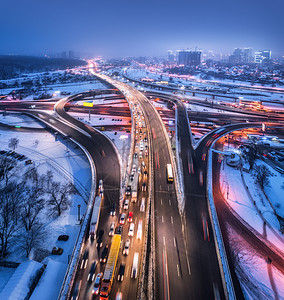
[
  {"left": 229, "top": 48, "right": 253, "bottom": 64},
  {"left": 167, "top": 50, "right": 175, "bottom": 63},
  {"left": 178, "top": 50, "right": 201, "bottom": 66},
  {"left": 254, "top": 50, "right": 271, "bottom": 63}
]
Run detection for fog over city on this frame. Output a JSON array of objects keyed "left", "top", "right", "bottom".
[{"left": 0, "top": 0, "right": 283, "bottom": 57}]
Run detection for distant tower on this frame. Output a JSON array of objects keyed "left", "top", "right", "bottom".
[
  {"left": 178, "top": 50, "right": 201, "bottom": 66},
  {"left": 254, "top": 50, "right": 271, "bottom": 63},
  {"left": 167, "top": 50, "right": 175, "bottom": 63},
  {"left": 69, "top": 50, "right": 74, "bottom": 59}
]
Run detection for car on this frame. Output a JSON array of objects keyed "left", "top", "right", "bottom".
[
  {"left": 128, "top": 211, "right": 133, "bottom": 222},
  {"left": 123, "top": 239, "right": 130, "bottom": 255},
  {"left": 131, "top": 252, "right": 139, "bottom": 278},
  {"left": 81, "top": 249, "right": 89, "bottom": 269},
  {"left": 137, "top": 220, "right": 142, "bottom": 240},
  {"left": 25, "top": 159, "right": 33, "bottom": 165},
  {"left": 109, "top": 222, "right": 115, "bottom": 236},
  {"left": 141, "top": 161, "right": 145, "bottom": 168},
  {"left": 134, "top": 152, "right": 138, "bottom": 158},
  {"left": 87, "top": 260, "right": 98, "bottom": 281},
  {"left": 139, "top": 152, "right": 143, "bottom": 159},
  {"left": 58, "top": 235, "right": 69, "bottom": 241},
  {"left": 98, "top": 179, "right": 103, "bottom": 190},
  {"left": 120, "top": 213, "right": 126, "bottom": 224},
  {"left": 143, "top": 170, "right": 148, "bottom": 177},
  {"left": 128, "top": 223, "right": 135, "bottom": 236},
  {"left": 115, "top": 291, "right": 123, "bottom": 300},
  {"left": 100, "top": 245, "right": 109, "bottom": 263},
  {"left": 124, "top": 199, "right": 129, "bottom": 210},
  {"left": 144, "top": 137, "right": 147, "bottom": 142},
  {"left": 110, "top": 203, "right": 116, "bottom": 216},
  {"left": 92, "top": 273, "right": 103, "bottom": 295},
  {"left": 116, "top": 225, "right": 123, "bottom": 235},
  {"left": 52, "top": 247, "right": 63, "bottom": 255},
  {"left": 130, "top": 174, "right": 134, "bottom": 181},
  {"left": 142, "top": 182, "right": 147, "bottom": 192},
  {"left": 126, "top": 186, "right": 131, "bottom": 196},
  {"left": 117, "top": 263, "right": 126, "bottom": 282},
  {"left": 140, "top": 145, "right": 143, "bottom": 151},
  {"left": 138, "top": 166, "right": 141, "bottom": 174},
  {"left": 140, "top": 198, "right": 145, "bottom": 212},
  {"left": 132, "top": 164, "right": 137, "bottom": 173},
  {"left": 145, "top": 149, "right": 148, "bottom": 156},
  {"left": 100, "top": 150, "right": 106, "bottom": 157},
  {"left": 96, "top": 230, "right": 104, "bottom": 248}
]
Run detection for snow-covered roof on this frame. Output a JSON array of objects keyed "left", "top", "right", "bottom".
[{"left": 0, "top": 260, "right": 43, "bottom": 300}]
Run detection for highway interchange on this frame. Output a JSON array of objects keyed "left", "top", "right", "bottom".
[{"left": 1, "top": 69, "right": 284, "bottom": 300}]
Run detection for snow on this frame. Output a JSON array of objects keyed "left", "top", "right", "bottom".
[
  {"left": 220, "top": 159, "right": 284, "bottom": 252},
  {"left": 0, "top": 267, "right": 16, "bottom": 292},
  {"left": 30, "top": 259, "right": 67, "bottom": 300},
  {"left": 0, "top": 112, "right": 45, "bottom": 128},
  {"left": 0, "top": 260, "right": 43, "bottom": 300},
  {"left": 0, "top": 113, "right": 92, "bottom": 298}
]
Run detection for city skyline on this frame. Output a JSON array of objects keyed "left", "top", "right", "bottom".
[{"left": 0, "top": 0, "right": 283, "bottom": 58}]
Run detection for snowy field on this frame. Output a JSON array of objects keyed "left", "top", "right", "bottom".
[
  {"left": 220, "top": 153, "right": 284, "bottom": 299},
  {"left": 125, "top": 68, "right": 284, "bottom": 103},
  {"left": 0, "top": 114, "right": 92, "bottom": 299}
]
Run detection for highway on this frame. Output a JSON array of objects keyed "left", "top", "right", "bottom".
[{"left": 96, "top": 76, "right": 198, "bottom": 300}]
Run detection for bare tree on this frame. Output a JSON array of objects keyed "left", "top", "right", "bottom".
[
  {"left": 33, "top": 139, "right": 39, "bottom": 148},
  {"left": 18, "top": 224, "right": 45, "bottom": 257},
  {"left": 0, "top": 156, "right": 18, "bottom": 187},
  {"left": 254, "top": 165, "right": 272, "bottom": 189},
  {"left": 241, "top": 143, "right": 260, "bottom": 170},
  {"left": 47, "top": 181, "right": 78, "bottom": 216},
  {"left": 0, "top": 184, "right": 22, "bottom": 257},
  {"left": 8, "top": 137, "right": 19, "bottom": 150}
]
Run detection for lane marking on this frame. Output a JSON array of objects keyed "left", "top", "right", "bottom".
[
  {"left": 171, "top": 216, "right": 173, "bottom": 224},
  {"left": 161, "top": 199, "right": 163, "bottom": 205},
  {"left": 163, "top": 247, "right": 170, "bottom": 300},
  {"left": 162, "top": 216, "right": 164, "bottom": 223},
  {"left": 185, "top": 249, "right": 192, "bottom": 276},
  {"left": 169, "top": 199, "right": 171, "bottom": 206},
  {"left": 163, "top": 236, "right": 165, "bottom": 246},
  {"left": 177, "top": 264, "right": 180, "bottom": 277},
  {"left": 173, "top": 237, "right": 176, "bottom": 247},
  {"left": 167, "top": 186, "right": 169, "bottom": 191}
]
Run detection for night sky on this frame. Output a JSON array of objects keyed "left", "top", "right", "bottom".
[{"left": 0, "top": 0, "right": 283, "bottom": 57}]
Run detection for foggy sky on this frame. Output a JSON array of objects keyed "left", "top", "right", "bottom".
[{"left": 0, "top": 0, "right": 283, "bottom": 58}]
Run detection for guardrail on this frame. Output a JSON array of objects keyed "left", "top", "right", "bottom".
[
  {"left": 207, "top": 145, "right": 236, "bottom": 300},
  {"left": 18, "top": 111, "right": 97, "bottom": 300}
]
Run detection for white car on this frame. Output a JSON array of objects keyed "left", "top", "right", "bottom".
[
  {"left": 124, "top": 199, "right": 129, "bottom": 210},
  {"left": 131, "top": 252, "right": 139, "bottom": 279},
  {"left": 140, "top": 197, "right": 145, "bottom": 212},
  {"left": 137, "top": 220, "right": 142, "bottom": 240},
  {"left": 120, "top": 213, "right": 126, "bottom": 224},
  {"left": 123, "top": 239, "right": 130, "bottom": 255},
  {"left": 128, "top": 223, "right": 135, "bottom": 236},
  {"left": 109, "top": 222, "right": 115, "bottom": 236}
]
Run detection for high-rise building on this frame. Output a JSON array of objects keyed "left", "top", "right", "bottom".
[
  {"left": 167, "top": 50, "right": 175, "bottom": 63},
  {"left": 178, "top": 50, "right": 201, "bottom": 66},
  {"left": 229, "top": 48, "right": 253, "bottom": 64},
  {"left": 254, "top": 50, "right": 271, "bottom": 63},
  {"left": 69, "top": 50, "right": 74, "bottom": 59}
]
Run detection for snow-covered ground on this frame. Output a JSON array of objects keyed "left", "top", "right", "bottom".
[
  {"left": 229, "top": 227, "right": 284, "bottom": 300},
  {"left": 0, "top": 112, "right": 45, "bottom": 128},
  {"left": 220, "top": 152, "right": 284, "bottom": 299},
  {"left": 0, "top": 114, "right": 92, "bottom": 298},
  {"left": 124, "top": 68, "right": 284, "bottom": 103}
]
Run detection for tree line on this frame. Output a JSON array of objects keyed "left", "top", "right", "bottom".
[{"left": 0, "top": 155, "right": 78, "bottom": 259}]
